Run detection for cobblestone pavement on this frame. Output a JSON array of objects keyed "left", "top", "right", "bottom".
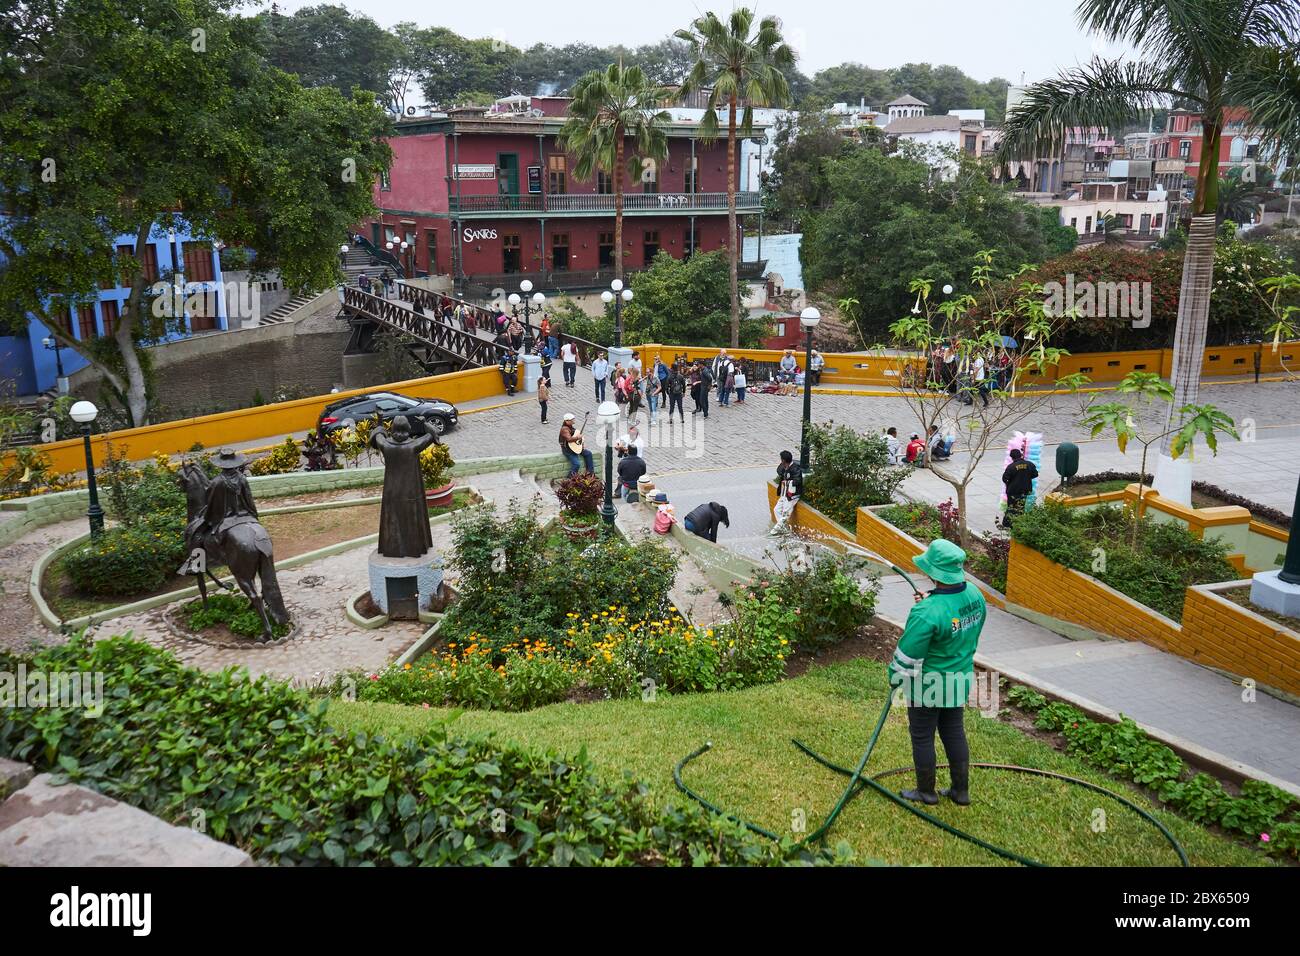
[{"left": 1, "top": 470, "right": 553, "bottom": 683}]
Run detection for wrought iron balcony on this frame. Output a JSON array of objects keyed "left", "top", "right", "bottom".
[{"left": 448, "top": 191, "right": 762, "bottom": 216}]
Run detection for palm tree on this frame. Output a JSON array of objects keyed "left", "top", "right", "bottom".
[
  {"left": 1216, "top": 166, "right": 1276, "bottom": 225},
  {"left": 558, "top": 63, "right": 671, "bottom": 287},
  {"left": 676, "top": 9, "right": 794, "bottom": 347},
  {"left": 998, "top": 0, "right": 1300, "bottom": 503}
]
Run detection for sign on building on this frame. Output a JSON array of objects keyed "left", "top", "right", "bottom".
[
  {"left": 527, "top": 165, "right": 542, "bottom": 193},
  {"left": 454, "top": 164, "right": 497, "bottom": 180}
]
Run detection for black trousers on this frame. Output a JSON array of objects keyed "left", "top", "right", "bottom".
[
  {"left": 539, "top": 400, "right": 547, "bottom": 423},
  {"left": 906, "top": 705, "right": 969, "bottom": 773},
  {"left": 668, "top": 393, "right": 684, "bottom": 419}
]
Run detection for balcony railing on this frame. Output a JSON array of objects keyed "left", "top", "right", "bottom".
[
  {"left": 448, "top": 191, "right": 761, "bottom": 215},
  {"left": 459, "top": 258, "right": 767, "bottom": 295}
]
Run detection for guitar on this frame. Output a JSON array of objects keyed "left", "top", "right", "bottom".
[{"left": 567, "top": 412, "right": 590, "bottom": 455}]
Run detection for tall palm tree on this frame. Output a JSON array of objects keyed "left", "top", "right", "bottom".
[
  {"left": 558, "top": 63, "right": 671, "bottom": 288},
  {"left": 998, "top": 0, "right": 1300, "bottom": 502},
  {"left": 676, "top": 9, "right": 794, "bottom": 347}
]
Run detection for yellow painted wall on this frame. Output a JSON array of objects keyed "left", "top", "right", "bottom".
[{"left": 16, "top": 366, "right": 505, "bottom": 475}]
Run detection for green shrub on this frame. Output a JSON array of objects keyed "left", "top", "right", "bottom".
[
  {"left": 1010, "top": 502, "right": 1236, "bottom": 620},
  {"left": 802, "top": 423, "right": 910, "bottom": 527},
  {"left": 181, "top": 592, "right": 290, "bottom": 640},
  {"left": 248, "top": 436, "right": 302, "bottom": 476},
  {"left": 749, "top": 550, "right": 878, "bottom": 650},
  {"left": 0, "top": 636, "right": 814, "bottom": 866},
  {"left": 61, "top": 512, "right": 186, "bottom": 596}
]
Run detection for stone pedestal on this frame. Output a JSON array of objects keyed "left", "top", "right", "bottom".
[
  {"left": 1250, "top": 570, "right": 1300, "bottom": 620},
  {"left": 520, "top": 353, "right": 541, "bottom": 393},
  {"left": 368, "top": 549, "right": 443, "bottom": 620}
]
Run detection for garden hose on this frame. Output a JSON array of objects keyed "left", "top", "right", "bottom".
[{"left": 674, "top": 689, "right": 1190, "bottom": 866}]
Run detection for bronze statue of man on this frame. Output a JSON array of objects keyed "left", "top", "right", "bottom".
[
  {"left": 187, "top": 448, "right": 260, "bottom": 551},
  {"left": 370, "top": 415, "right": 437, "bottom": 558}
]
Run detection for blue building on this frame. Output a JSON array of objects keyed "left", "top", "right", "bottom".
[{"left": 1, "top": 222, "right": 230, "bottom": 397}]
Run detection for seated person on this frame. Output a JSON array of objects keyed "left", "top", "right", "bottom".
[
  {"left": 904, "top": 433, "right": 927, "bottom": 465},
  {"left": 927, "top": 424, "right": 952, "bottom": 461},
  {"left": 615, "top": 446, "right": 646, "bottom": 500},
  {"left": 683, "top": 501, "right": 730, "bottom": 543},
  {"left": 616, "top": 425, "right": 646, "bottom": 459}
]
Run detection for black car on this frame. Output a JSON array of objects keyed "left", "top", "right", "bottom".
[{"left": 318, "top": 391, "right": 459, "bottom": 437}]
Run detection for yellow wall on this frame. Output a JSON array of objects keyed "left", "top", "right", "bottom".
[
  {"left": 1006, "top": 540, "right": 1300, "bottom": 696},
  {"left": 16, "top": 366, "right": 505, "bottom": 475}
]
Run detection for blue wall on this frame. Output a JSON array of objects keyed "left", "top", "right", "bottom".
[{"left": 2, "top": 221, "right": 228, "bottom": 397}]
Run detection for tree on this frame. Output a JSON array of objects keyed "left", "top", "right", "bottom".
[
  {"left": 411, "top": 28, "right": 520, "bottom": 106},
  {"left": 881, "top": 251, "right": 1091, "bottom": 548},
  {"left": 763, "top": 110, "right": 847, "bottom": 231},
  {"left": 623, "top": 251, "right": 767, "bottom": 346},
  {"left": 802, "top": 147, "right": 1058, "bottom": 339},
  {"left": 676, "top": 8, "right": 795, "bottom": 346},
  {"left": 1217, "top": 166, "right": 1277, "bottom": 225},
  {"left": 256, "top": 3, "right": 401, "bottom": 99},
  {"left": 0, "top": 0, "right": 392, "bottom": 426},
  {"left": 558, "top": 63, "right": 671, "bottom": 286},
  {"left": 997, "top": 0, "right": 1300, "bottom": 502},
  {"left": 1081, "top": 372, "right": 1238, "bottom": 545}
]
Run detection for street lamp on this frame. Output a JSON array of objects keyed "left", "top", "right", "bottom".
[
  {"left": 69, "top": 400, "right": 104, "bottom": 538},
  {"left": 798, "top": 306, "right": 821, "bottom": 472},
  {"left": 597, "top": 400, "right": 620, "bottom": 532},
  {"left": 42, "top": 336, "right": 67, "bottom": 395},
  {"left": 601, "top": 279, "right": 633, "bottom": 348},
  {"left": 509, "top": 279, "right": 545, "bottom": 351}
]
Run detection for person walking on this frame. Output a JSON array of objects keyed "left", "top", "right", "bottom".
[
  {"left": 696, "top": 362, "right": 712, "bottom": 418},
  {"left": 591, "top": 351, "right": 608, "bottom": 400},
  {"left": 770, "top": 450, "right": 803, "bottom": 534},
  {"left": 537, "top": 376, "right": 550, "bottom": 424},
  {"left": 733, "top": 364, "right": 747, "bottom": 404},
  {"left": 507, "top": 315, "right": 524, "bottom": 351},
  {"left": 560, "top": 340, "right": 578, "bottom": 387},
  {"left": 1000, "top": 448, "right": 1038, "bottom": 528},
  {"left": 684, "top": 501, "right": 729, "bottom": 543},
  {"left": 973, "top": 351, "right": 990, "bottom": 407},
  {"left": 559, "top": 413, "right": 593, "bottom": 476},
  {"left": 687, "top": 364, "right": 702, "bottom": 414},
  {"left": 645, "top": 370, "right": 661, "bottom": 424},
  {"left": 358, "top": 272, "right": 371, "bottom": 294},
  {"left": 464, "top": 307, "right": 477, "bottom": 336},
  {"left": 891, "top": 539, "right": 986, "bottom": 807}
]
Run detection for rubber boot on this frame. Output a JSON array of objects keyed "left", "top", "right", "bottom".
[
  {"left": 940, "top": 763, "right": 970, "bottom": 805},
  {"left": 900, "top": 767, "right": 939, "bottom": 805}
]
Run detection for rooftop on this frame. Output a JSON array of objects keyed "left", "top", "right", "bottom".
[
  {"left": 884, "top": 114, "right": 962, "bottom": 135},
  {"left": 888, "top": 93, "right": 929, "bottom": 107}
]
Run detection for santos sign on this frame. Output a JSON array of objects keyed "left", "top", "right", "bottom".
[{"left": 463, "top": 227, "right": 498, "bottom": 242}]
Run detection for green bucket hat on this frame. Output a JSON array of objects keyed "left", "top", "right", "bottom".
[{"left": 913, "top": 539, "right": 968, "bottom": 586}]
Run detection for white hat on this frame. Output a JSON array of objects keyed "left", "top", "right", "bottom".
[{"left": 563, "top": 413, "right": 576, "bottom": 421}]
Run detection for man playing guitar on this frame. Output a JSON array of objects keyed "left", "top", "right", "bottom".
[{"left": 559, "top": 412, "right": 594, "bottom": 476}]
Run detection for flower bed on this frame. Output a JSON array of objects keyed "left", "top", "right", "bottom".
[{"left": 876, "top": 500, "right": 1010, "bottom": 593}]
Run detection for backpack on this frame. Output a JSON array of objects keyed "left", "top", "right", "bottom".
[
  {"left": 669, "top": 375, "right": 684, "bottom": 397},
  {"left": 700, "top": 367, "right": 714, "bottom": 386}
]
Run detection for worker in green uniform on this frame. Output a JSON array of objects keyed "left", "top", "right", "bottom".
[{"left": 888, "top": 539, "right": 987, "bottom": 806}]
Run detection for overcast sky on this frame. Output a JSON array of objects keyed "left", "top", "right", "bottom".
[{"left": 265, "top": 0, "right": 1134, "bottom": 85}]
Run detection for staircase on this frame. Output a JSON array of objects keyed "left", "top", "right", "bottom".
[
  {"left": 257, "top": 246, "right": 386, "bottom": 326},
  {"left": 258, "top": 291, "right": 320, "bottom": 325}
]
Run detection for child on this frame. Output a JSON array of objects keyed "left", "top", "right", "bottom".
[
  {"left": 537, "top": 376, "right": 550, "bottom": 424},
  {"left": 733, "top": 366, "right": 746, "bottom": 404}
]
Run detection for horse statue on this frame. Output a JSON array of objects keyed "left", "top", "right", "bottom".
[{"left": 177, "top": 453, "right": 290, "bottom": 642}]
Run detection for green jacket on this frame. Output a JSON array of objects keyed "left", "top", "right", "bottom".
[{"left": 889, "top": 583, "right": 986, "bottom": 707}]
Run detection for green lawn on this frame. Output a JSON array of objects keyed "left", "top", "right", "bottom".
[{"left": 327, "top": 659, "right": 1271, "bottom": 867}]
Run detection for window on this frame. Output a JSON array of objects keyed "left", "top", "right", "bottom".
[
  {"left": 1179, "top": 140, "right": 1191, "bottom": 159},
  {"left": 776, "top": 322, "right": 785, "bottom": 337},
  {"left": 139, "top": 243, "right": 160, "bottom": 282},
  {"left": 551, "top": 232, "right": 569, "bottom": 271},
  {"left": 548, "top": 155, "right": 567, "bottom": 194},
  {"left": 1069, "top": 217, "right": 1077, "bottom": 229},
  {"left": 48, "top": 307, "right": 71, "bottom": 336},
  {"left": 596, "top": 170, "right": 613, "bottom": 195},
  {"left": 104, "top": 244, "right": 133, "bottom": 290},
  {"left": 425, "top": 229, "right": 438, "bottom": 272},
  {"left": 1153, "top": 213, "right": 1164, "bottom": 229},
  {"left": 1246, "top": 142, "right": 1260, "bottom": 160},
  {"left": 598, "top": 231, "right": 614, "bottom": 268},
  {"left": 101, "top": 300, "right": 119, "bottom": 336},
  {"left": 642, "top": 159, "right": 658, "bottom": 193},
  {"left": 77, "top": 304, "right": 97, "bottom": 340},
  {"left": 964, "top": 134, "right": 977, "bottom": 154},
  {"left": 643, "top": 230, "right": 659, "bottom": 263},
  {"left": 685, "top": 155, "right": 699, "bottom": 194},
  {"left": 182, "top": 241, "right": 215, "bottom": 282},
  {"left": 1084, "top": 216, "right": 1092, "bottom": 233},
  {"left": 379, "top": 168, "right": 391, "bottom": 191}
]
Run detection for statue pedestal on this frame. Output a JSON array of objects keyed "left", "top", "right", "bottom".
[
  {"left": 1250, "top": 570, "right": 1300, "bottom": 620},
  {"left": 520, "top": 353, "right": 541, "bottom": 393},
  {"left": 368, "top": 549, "right": 443, "bottom": 621}
]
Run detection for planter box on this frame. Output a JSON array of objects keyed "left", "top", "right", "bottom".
[{"left": 1005, "top": 539, "right": 1300, "bottom": 697}]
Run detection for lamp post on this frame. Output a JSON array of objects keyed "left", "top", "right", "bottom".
[
  {"left": 600, "top": 279, "right": 633, "bottom": 348},
  {"left": 42, "top": 336, "right": 67, "bottom": 395},
  {"left": 69, "top": 400, "right": 104, "bottom": 538},
  {"left": 508, "top": 279, "right": 545, "bottom": 352},
  {"left": 798, "top": 306, "right": 821, "bottom": 472},
  {"left": 597, "top": 400, "right": 620, "bottom": 532}
]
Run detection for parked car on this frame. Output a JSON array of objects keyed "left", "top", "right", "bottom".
[{"left": 317, "top": 391, "right": 459, "bottom": 437}]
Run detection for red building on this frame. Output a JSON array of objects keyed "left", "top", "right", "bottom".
[
  {"left": 1150, "top": 107, "right": 1266, "bottom": 216},
  {"left": 362, "top": 96, "right": 766, "bottom": 297}
]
